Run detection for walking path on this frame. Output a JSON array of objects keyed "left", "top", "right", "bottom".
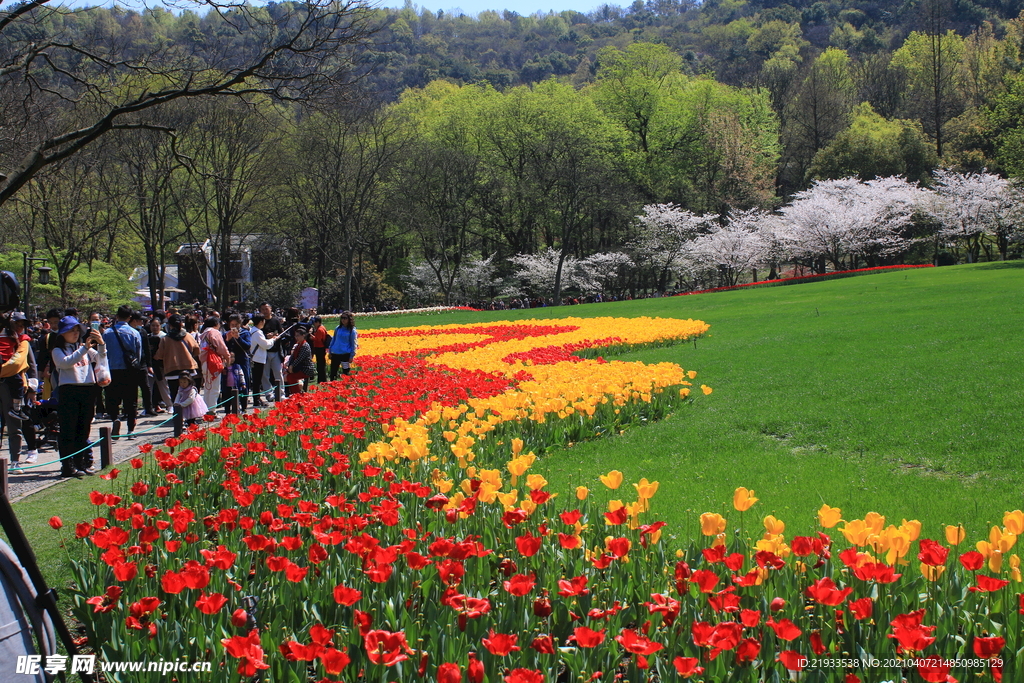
[{"left": 2, "top": 409, "right": 181, "bottom": 502}]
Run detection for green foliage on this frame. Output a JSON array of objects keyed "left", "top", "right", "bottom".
[
  {"left": 0, "top": 250, "right": 134, "bottom": 312},
  {"left": 251, "top": 277, "right": 303, "bottom": 311},
  {"left": 987, "top": 71, "right": 1024, "bottom": 179},
  {"left": 809, "top": 102, "right": 939, "bottom": 183}
]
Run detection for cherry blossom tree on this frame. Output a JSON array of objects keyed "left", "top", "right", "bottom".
[
  {"left": 777, "top": 176, "right": 926, "bottom": 271},
  {"left": 630, "top": 203, "right": 712, "bottom": 291},
  {"left": 927, "top": 170, "right": 1011, "bottom": 263},
  {"left": 692, "top": 208, "right": 771, "bottom": 287}
]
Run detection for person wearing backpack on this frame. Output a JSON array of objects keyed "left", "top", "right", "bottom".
[
  {"left": 328, "top": 312, "right": 358, "bottom": 380},
  {"left": 102, "top": 305, "right": 143, "bottom": 437}
]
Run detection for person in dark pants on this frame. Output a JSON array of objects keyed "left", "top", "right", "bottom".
[
  {"left": 52, "top": 317, "right": 105, "bottom": 477},
  {"left": 222, "top": 313, "right": 251, "bottom": 413},
  {"left": 309, "top": 316, "right": 329, "bottom": 384},
  {"left": 128, "top": 312, "right": 154, "bottom": 417},
  {"left": 102, "top": 305, "right": 143, "bottom": 437},
  {"left": 328, "top": 312, "right": 358, "bottom": 380},
  {"left": 248, "top": 313, "right": 278, "bottom": 407}
]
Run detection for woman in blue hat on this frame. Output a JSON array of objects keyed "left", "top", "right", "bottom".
[{"left": 51, "top": 316, "right": 105, "bottom": 477}]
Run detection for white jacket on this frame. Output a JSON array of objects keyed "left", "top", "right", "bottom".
[
  {"left": 52, "top": 343, "right": 106, "bottom": 385},
  {"left": 249, "top": 327, "right": 275, "bottom": 364}
]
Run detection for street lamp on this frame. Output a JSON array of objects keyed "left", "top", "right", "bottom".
[{"left": 21, "top": 253, "right": 50, "bottom": 315}]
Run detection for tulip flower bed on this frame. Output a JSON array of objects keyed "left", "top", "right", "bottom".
[{"left": 55, "top": 317, "right": 1022, "bottom": 683}]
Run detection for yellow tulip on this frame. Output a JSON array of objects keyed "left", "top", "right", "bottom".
[
  {"left": 600, "top": 470, "right": 623, "bottom": 490},
  {"left": 763, "top": 515, "right": 785, "bottom": 535},
  {"left": 840, "top": 519, "right": 871, "bottom": 547},
  {"left": 700, "top": 512, "right": 727, "bottom": 536},
  {"left": 687, "top": 370, "right": 698, "bottom": 379},
  {"left": 679, "top": 388, "right": 690, "bottom": 398},
  {"left": 521, "top": 499, "right": 537, "bottom": 515},
  {"left": 733, "top": 487, "right": 758, "bottom": 512},
  {"left": 575, "top": 486, "right": 589, "bottom": 500},
  {"left": 920, "top": 563, "right": 946, "bottom": 582},
  {"left": 608, "top": 500, "right": 625, "bottom": 512},
  {"left": 989, "top": 525, "right": 1017, "bottom": 553},
  {"left": 634, "top": 478, "right": 660, "bottom": 500},
  {"left": 988, "top": 550, "right": 1003, "bottom": 573},
  {"left": 496, "top": 490, "right": 519, "bottom": 507},
  {"left": 701, "top": 385, "right": 713, "bottom": 395},
  {"left": 817, "top": 504, "right": 842, "bottom": 528},
  {"left": 511, "top": 438, "right": 524, "bottom": 456},
  {"left": 864, "top": 512, "right": 886, "bottom": 534},
  {"left": 1004, "top": 510, "right": 1024, "bottom": 536},
  {"left": 1009, "top": 554, "right": 1021, "bottom": 582},
  {"left": 900, "top": 519, "right": 921, "bottom": 542},
  {"left": 944, "top": 524, "right": 966, "bottom": 545},
  {"left": 525, "top": 474, "right": 548, "bottom": 491},
  {"left": 507, "top": 458, "right": 530, "bottom": 478}
]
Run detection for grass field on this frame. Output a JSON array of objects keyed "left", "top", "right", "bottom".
[
  {"left": 6, "top": 261, "right": 1023, "bottom": 604},
  {"left": 353, "top": 262, "right": 1024, "bottom": 539}
]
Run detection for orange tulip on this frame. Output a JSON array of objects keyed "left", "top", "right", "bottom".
[
  {"left": 599, "top": 470, "right": 623, "bottom": 490},
  {"left": 817, "top": 504, "right": 842, "bottom": 529},
  {"left": 700, "top": 513, "right": 727, "bottom": 536},
  {"left": 733, "top": 487, "right": 758, "bottom": 512}
]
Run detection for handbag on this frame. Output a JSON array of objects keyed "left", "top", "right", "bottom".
[
  {"left": 93, "top": 350, "right": 112, "bottom": 387},
  {"left": 206, "top": 350, "right": 224, "bottom": 379}
]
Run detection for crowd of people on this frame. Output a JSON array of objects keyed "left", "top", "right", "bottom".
[{"left": 0, "top": 304, "right": 359, "bottom": 479}]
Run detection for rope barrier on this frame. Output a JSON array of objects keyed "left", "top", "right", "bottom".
[{"left": 7, "top": 380, "right": 310, "bottom": 473}]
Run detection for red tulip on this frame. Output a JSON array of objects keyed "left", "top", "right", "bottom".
[
  {"left": 615, "top": 628, "right": 663, "bottom": 655},
  {"left": 320, "top": 648, "right": 350, "bottom": 675},
  {"left": 221, "top": 629, "right": 270, "bottom": 676},
  {"left": 503, "top": 573, "right": 536, "bottom": 596},
  {"left": 195, "top": 591, "right": 227, "bottom": 615},
  {"left": 467, "top": 652, "right": 484, "bottom": 683},
  {"left": 767, "top": 617, "right": 801, "bottom": 641},
  {"left": 557, "top": 575, "right": 589, "bottom": 597},
  {"left": 974, "top": 635, "right": 1006, "bottom": 659},
  {"left": 363, "top": 629, "right": 413, "bottom": 667},
  {"left": 515, "top": 532, "right": 542, "bottom": 557},
  {"left": 530, "top": 635, "right": 555, "bottom": 654},
  {"left": 689, "top": 569, "right": 719, "bottom": 593},
  {"left": 735, "top": 638, "right": 760, "bottom": 663},
  {"left": 777, "top": 650, "right": 805, "bottom": 671},
  {"left": 504, "top": 669, "right": 544, "bottom": 683},
  {"left": 959, "top": 550, "right": 985, "bottom": 571},
  {"left": 848, "top": 597, "right": 873, "bottom": 620},
  {"left": 333, "top": 584, "right": 362, "bottom": 606},
  {"left": 482, "top": 629, "right": 520, "bottom": 656},
  {"left": 916, "top": 656, "right": 954, "bottom": 683},
  {"left": 573, "top": 626, "right": 606, "bottom": 648},
  {"left": 437, "top": 662, "right": 462, "bottom": 683},
  {"left": 918, "top": 538, "right": 949, "bottom": 566},
  {"left": 970, "top": 575, "right": 1010, "bottom": 592},
  {"left": 674, "top": 656, "right": 704, "bottom": 678},
  {"left": 805, "top": 577, "right": 852, "bottom": 605}
]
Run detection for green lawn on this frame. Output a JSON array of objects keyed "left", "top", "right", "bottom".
[
  {"left": 357, "top": 262, "right": 1024, "bottom": 539},
  {"left": 6, "top": 261, "right": 1023, "bottom": 607}
]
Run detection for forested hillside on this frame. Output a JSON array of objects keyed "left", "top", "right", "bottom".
[{"left": 3, "top": 0, "right": 1024, "bottom": 310}]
